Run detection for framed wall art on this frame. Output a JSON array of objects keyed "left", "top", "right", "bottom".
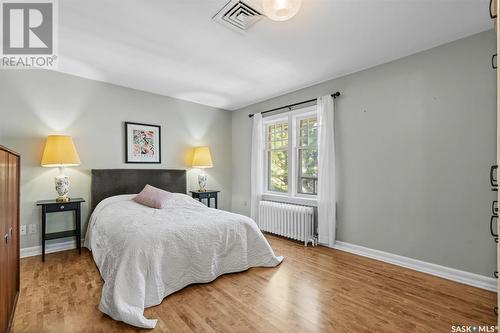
[{"left": 125, "top": 122, "right": 161, "bottom": 163}]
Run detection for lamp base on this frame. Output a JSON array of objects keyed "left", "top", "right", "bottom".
[
  {"left": 55, "top": 172, "right": 70, "bottom": 202},
  {"left": 198, "top": 173, "right": 207, "bottom": 192}
]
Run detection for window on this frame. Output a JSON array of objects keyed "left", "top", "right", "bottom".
[
  {"left": 264, "top": 106, "right": 318, "bottom": 198},
  {"left": 297, "top": 117, "right": 318, "bottom": 194},
  {"left": 267, "top": 122, "right": 289, "bottom": 193}
]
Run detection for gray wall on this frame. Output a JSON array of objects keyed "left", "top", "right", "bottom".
[
  {"left": 0, "top": 70, "right": 232, "bottom": 249},
  {"left": 231, "top": 30, "right": 496, "bottom": 276}
]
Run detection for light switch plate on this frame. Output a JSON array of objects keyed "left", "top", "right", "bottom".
[{"left": 20, "top": 225, "right": 26, "bottom": 236}]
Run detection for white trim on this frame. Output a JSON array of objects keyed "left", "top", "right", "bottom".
[
  {"left": 20, "top": 239, "right": 85, "bottom": 258},
  {"left": 332, "top": 241, "right": 496, "bottom": 292},
  {"left": 262, "top": 193, "right": 317, "bottom": 207}
]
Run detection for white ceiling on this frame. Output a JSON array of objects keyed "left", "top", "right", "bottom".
[{"left": 56, "top": 0, "right": 492, "bottom": 110}]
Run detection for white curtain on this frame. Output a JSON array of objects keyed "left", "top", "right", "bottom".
[
  {"left": 317, "top": 95, "right": 336, "bottom": 247},
  {"left": 250, "top": 113, "right": 264, "bottom": 223}
]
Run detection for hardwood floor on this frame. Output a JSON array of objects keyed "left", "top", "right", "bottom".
[{"left": 11, "top": 236, "right": 496, "bottom": 333}]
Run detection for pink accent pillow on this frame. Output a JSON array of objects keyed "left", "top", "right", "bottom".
[{"left": 133, "top": 184, "right": 172, "bottom": 209}]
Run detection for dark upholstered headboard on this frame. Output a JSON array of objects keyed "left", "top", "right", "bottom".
[{"left": 91, "top": 169, "right": 186, "bottom": 212}]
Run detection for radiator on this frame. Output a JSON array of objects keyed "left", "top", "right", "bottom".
[{"left": 258, "top": 201, "right": 315, "bottom": 246}]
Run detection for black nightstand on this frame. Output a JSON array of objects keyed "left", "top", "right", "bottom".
[
  {"left": 36, "top": 198, "right": 85, "bottom": 262},
  {"left": 190, "top": 190, "right": 220, "bottom": 209}
]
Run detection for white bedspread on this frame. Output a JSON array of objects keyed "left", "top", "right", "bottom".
[{"left": 84, "top": 194, "right": 283, "bottom": 328}]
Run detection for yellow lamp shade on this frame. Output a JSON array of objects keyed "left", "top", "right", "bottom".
[
  {"left": 41, "top": 135, "right": 81, "bottom": 167},
  {"left": 192, "top": 146, "right": 213, "bottom": 168}
]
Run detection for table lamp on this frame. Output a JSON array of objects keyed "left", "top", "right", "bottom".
[
  {"left": 192, "top": 146, "right": 213, "bottom": 192},
  {"left": 41, "top": 135, "right": 81, "bottom": 202}
]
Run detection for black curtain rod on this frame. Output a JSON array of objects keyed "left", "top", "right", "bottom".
[{"left": 248, "top": 91, "right": 340, "bottom": 118}]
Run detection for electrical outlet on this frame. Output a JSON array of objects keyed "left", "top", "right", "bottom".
[
  {"left": 28, "top": 224, "right": 37, "bottom": 234},
  {"left": 20, "top": 225, "right": 26, "bottom": 236}
]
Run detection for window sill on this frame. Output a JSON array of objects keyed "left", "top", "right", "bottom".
[{"left": 262, "top": 193, "right": 317, "bottom": 207}]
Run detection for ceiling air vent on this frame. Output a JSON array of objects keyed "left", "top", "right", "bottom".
[{"left": 213, "top": 0, "right": 262, "bottom": 32}]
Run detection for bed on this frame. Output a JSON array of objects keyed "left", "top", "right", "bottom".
[{"left": 84, "top": 169, "right": 283, "bottom": 328}]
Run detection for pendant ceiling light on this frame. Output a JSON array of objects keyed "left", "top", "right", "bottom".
[{"left": 262, "top": 0, "right": 302, "bottom": 21}]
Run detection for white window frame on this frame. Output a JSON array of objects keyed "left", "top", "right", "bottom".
[
  {"left": 262, "top": 105, "right": 317, "bottom": 204},
  {"left": 264, "top": 115, "right": 289, "bottom": 195},
  {"left": 295, "top": 113, "right": 319, "bottom": 196}
]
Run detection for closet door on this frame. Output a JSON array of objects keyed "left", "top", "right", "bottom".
[
  {"left": 0, "top": 150, "right": 9, "bottom": 333},
  {"left": 7, "top": 153, "right": 19, "bottom": 319}
]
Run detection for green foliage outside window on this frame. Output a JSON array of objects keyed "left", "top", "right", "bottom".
[
  {"left": 269, "top": 150, "right": 288, "bottom": 192},
  {"left": 298, "top": 118, "right": 318, "bottom": 194},
  {"left": 268, "top": 122, "right": 289, "bottom": 192},
  {"left": 266, "top": 115, "right": 318, "bottom": 195}
]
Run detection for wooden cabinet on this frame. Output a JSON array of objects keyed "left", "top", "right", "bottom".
[{"left": 0, "top": 146, "right": 20, "bottom": 333}]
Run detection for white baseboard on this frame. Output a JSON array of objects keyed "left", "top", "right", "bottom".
[
  {"left": 332, "top": 241, "right": 496, "bottom": 292},
  {"left": 21, "top": 239, "right": 85, "bottom": 258}
]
